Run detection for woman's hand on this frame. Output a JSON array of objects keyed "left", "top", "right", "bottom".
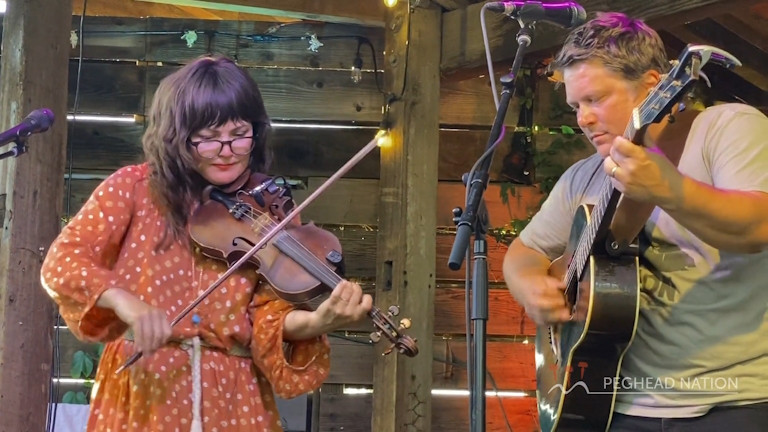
[
  {"left": 98, "top": 288, "right": 173, "bottom": 354},
  {"left": 311, "top": 280, "right": 373, "bottom": 333}
]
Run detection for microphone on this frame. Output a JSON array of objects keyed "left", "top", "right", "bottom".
[
  {"left": 487, "top": 1, "right": 587, "bottom": 29},
  {"left": 0, "top": 108, "right": 56, "bottom": 147}
]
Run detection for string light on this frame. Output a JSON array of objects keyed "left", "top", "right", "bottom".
[
  {"left": 384, "top": 0, "right": 398, "bottom": 7},
  {"left": 376, "top": 128, "right": 391, "bottom": 147},
  {"left": 342, "top": 387, "right": 528, "bottom": 398}
]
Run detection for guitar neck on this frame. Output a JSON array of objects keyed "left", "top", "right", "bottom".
[{"left": 568, "top": 119, "right": 639, "bottom": 277}]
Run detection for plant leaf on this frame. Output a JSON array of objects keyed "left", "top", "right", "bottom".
[
  {"left": 75, "top": 391, "right": 88, "bottom": 404},
  {"left": 560, "top": 125, "right": 575, "bottom": 135},
  {"left": 62, "top": 391, "right": 76, "bottom": 404},
  {"left": 83, "top": 355, "right": 94, "bottom": 378},
  {"left": 70, "top": 351, "right": 85, "bottom": 379}
]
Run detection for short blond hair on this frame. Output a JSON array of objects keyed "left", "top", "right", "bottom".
[{"left": 549, "top": 12, "right": 669, "bottom": 83}]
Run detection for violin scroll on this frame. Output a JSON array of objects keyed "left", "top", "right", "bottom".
[{"left": 369, "top": 304, "right": 419, "bottom": 357}]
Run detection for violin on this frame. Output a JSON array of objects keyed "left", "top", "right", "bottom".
[
  {"left": 190, "top": 172, "right": 418, "bottom": 356},
  {"left": 115, "top": 133, "right": 414, "bottom": 373}
]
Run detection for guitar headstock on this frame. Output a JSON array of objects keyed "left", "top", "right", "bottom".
[{"left": 631, "top": 44, "right": 741, "bottom": 132}]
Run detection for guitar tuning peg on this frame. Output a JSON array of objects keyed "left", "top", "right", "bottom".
[
  {"left": 369, "top": 331, "right": 382, "bottom": 343},
  {"left": 387, "top": 305, "right": 400, "bottom": 317},
  {"left": 399, "top": 318, "right": 411, "bottom": 330}
]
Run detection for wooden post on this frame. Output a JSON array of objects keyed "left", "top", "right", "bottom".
[
  {"left": 372, "top": 1, "right": 440, "bottom": 431},
  {"left": 0, "top": 0, "right": 73, "bottom": 430}
]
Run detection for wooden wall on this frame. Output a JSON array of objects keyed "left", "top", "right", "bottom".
[{"left": 16, "top": 15, "right": 595, "bottom": 432}]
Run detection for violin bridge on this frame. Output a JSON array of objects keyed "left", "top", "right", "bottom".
[{"left": 230, "top": 202, "right": 249, "bottom": 220}]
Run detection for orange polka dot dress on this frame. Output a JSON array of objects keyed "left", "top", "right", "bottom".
[{"left": 41, "top": 164, "right": 331, "bottom": 431}]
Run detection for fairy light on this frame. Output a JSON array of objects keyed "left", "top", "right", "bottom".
[
  {"left": 67, "top": 114, "right": 137, "bottom": 123},
  {"left": 384, "top": 0, "right": 398, "bottom": 7},
  {"left": 342, "top": 387, "right": 528, "bottom": 398},
  {"left": 376, "top": 128, "right": 391, "bottom": 147}
]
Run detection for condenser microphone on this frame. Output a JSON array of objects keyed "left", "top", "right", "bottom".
[{"left": 486, "top": 1, "right": 587, "bottom": 29}]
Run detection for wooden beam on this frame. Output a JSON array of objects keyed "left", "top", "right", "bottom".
[
  {"left": 64, "top": 60, "right": 519, "bottom": 125},
  {"left": 671, "top": 18, "right": 768, "bottom": 91},
  {"left": 440, "top": 0, "right": 742, "bottom": 78},
  {"left": 659, "top": 29, "right": 768, "bottom": 112},
  {"left": 716, "top": 11, "right": 768, "bottom": 54},
  {"left": 372, "top": 2, "right": 441, "bottom": 431},
  {"left": 37, "top": 16, "right": 386, "bottom": 71},
  {"left": 320, "top": 390, "right": 538, "bottom": 432},
  {"left": 72, "top": 0, "right": 295, "bottom": 22},
  {"left": 431, "top": 0, "right": 473, "bottom": 11},
  {"left": 65, "top": 122, "right": 525, "bottom": 182},
  {"left": 56, "top": 327, "right": 537, "bottom": 388},
  {"left": 135, "top": 0, "right": 386, "bottom": 27},
  {"left": 643, "top": 0, "right": 764, "bottom": 29},
  {"left": 0, "top": 0, "right": 72, "bottom": 430},
  {"left": 64, "top": 175, "right": 543, "bottom": 230},
  {"left": 66, "top": 177, "right": 541, "bottom": 282}
]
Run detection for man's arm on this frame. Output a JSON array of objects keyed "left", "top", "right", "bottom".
[
  {"left": 661, "top": 180, "right": 768, "bottom": 253},
  {"left": 503, "top": 156, "right": 599, "bottom": 298},
  {"left": 662, "top": 108, "right": 768, "bottom": 253},
  {"left": 503, "top": 237, "right": 551, "bottom": 300}
]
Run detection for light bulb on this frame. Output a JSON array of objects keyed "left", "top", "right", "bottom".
[
  {"left": 350, "top": 56, "right": 363, "bottom": 83},
  {"left": 376, "top": 129, "right": 391, "bottom": 147},
  {"left": 384, "top": 0, "right": 397, "bottom": 7}
]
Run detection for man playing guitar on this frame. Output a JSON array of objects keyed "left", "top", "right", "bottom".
[{"left": 503, "top": 11, "right": 768, "bottom": 431}]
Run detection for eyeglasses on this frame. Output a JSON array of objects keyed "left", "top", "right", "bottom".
[{"left": 189, "top": 136, "right": 255, "bottom": 159}]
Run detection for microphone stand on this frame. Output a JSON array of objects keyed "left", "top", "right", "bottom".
[
  {"left": 0, "top": 139, "right": 29, "bottom": 160},
  {"left": 448, "top": 21, "right": 534, "bottom": 432}
]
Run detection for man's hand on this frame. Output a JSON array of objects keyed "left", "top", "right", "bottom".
[
  {"left": 603, "top": 136, "right": 684, "bottom": 209},
  {"left": 517, "top": 275, "right": 571, "bottom": 327}
]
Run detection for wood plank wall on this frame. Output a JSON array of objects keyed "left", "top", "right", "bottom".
[{"left": 4, "top": 15, "right": 601, "bottom": 432}]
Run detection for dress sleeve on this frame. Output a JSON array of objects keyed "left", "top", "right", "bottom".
[
  {"left": 40, "top": 165, "right": 142, "bottom": 342},
  {"left": 248, "top": 281, "right": 331, "bottom": 399}
]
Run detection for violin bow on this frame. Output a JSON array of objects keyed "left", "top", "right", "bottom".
[{"left": 116, "top": 132, "right": 386, "bottom": 374}]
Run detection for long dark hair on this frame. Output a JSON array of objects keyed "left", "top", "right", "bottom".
[{"left": 142, "top": 55, "right": 272, "bottom": 248}]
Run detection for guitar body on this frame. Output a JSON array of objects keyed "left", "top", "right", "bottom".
[{"left": 536, "top": 203, "right": 641, "bottom": 432}]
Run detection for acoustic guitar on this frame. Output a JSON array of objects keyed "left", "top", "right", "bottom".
[{"left": 535, "top": 44, "right": 741, "bottom": 432}]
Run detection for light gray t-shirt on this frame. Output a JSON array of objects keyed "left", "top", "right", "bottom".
[{"left": 519, "top": 103, "right": 768, "bottom": 418}]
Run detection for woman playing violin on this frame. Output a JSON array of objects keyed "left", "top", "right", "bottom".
[{"left": 40, "top": 55, "right": 373, "bottom": 432}]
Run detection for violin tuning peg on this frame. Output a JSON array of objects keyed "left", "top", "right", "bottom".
[
  {"left": 387, "top": 305, "right": 400, "bottom": 317},
  {"left": 399, "top": 318, "right": 412, "bottom": 330},
  {"left": 383, "top": 344, "right": 395, "bottom": 356},
  {"left": 369, "top": 331, "right": 382, "bottom": 343}
]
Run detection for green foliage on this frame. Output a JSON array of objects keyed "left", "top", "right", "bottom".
[
  {"left": 62, "top": 343, "right": 103, "bottom": 405},
  {"left": 547, "top": 87, "right": 573, "bottom": 121},
  {"left": 489, "top": 79, "right": 588, "bottom": 245}
]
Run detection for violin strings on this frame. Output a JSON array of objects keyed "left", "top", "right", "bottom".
[
  {"left": 233, "top": 206, "right": 389, "bottom": 323},
  {"left": 238, "top": 207, "right": 347, "bottom": 288}
]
